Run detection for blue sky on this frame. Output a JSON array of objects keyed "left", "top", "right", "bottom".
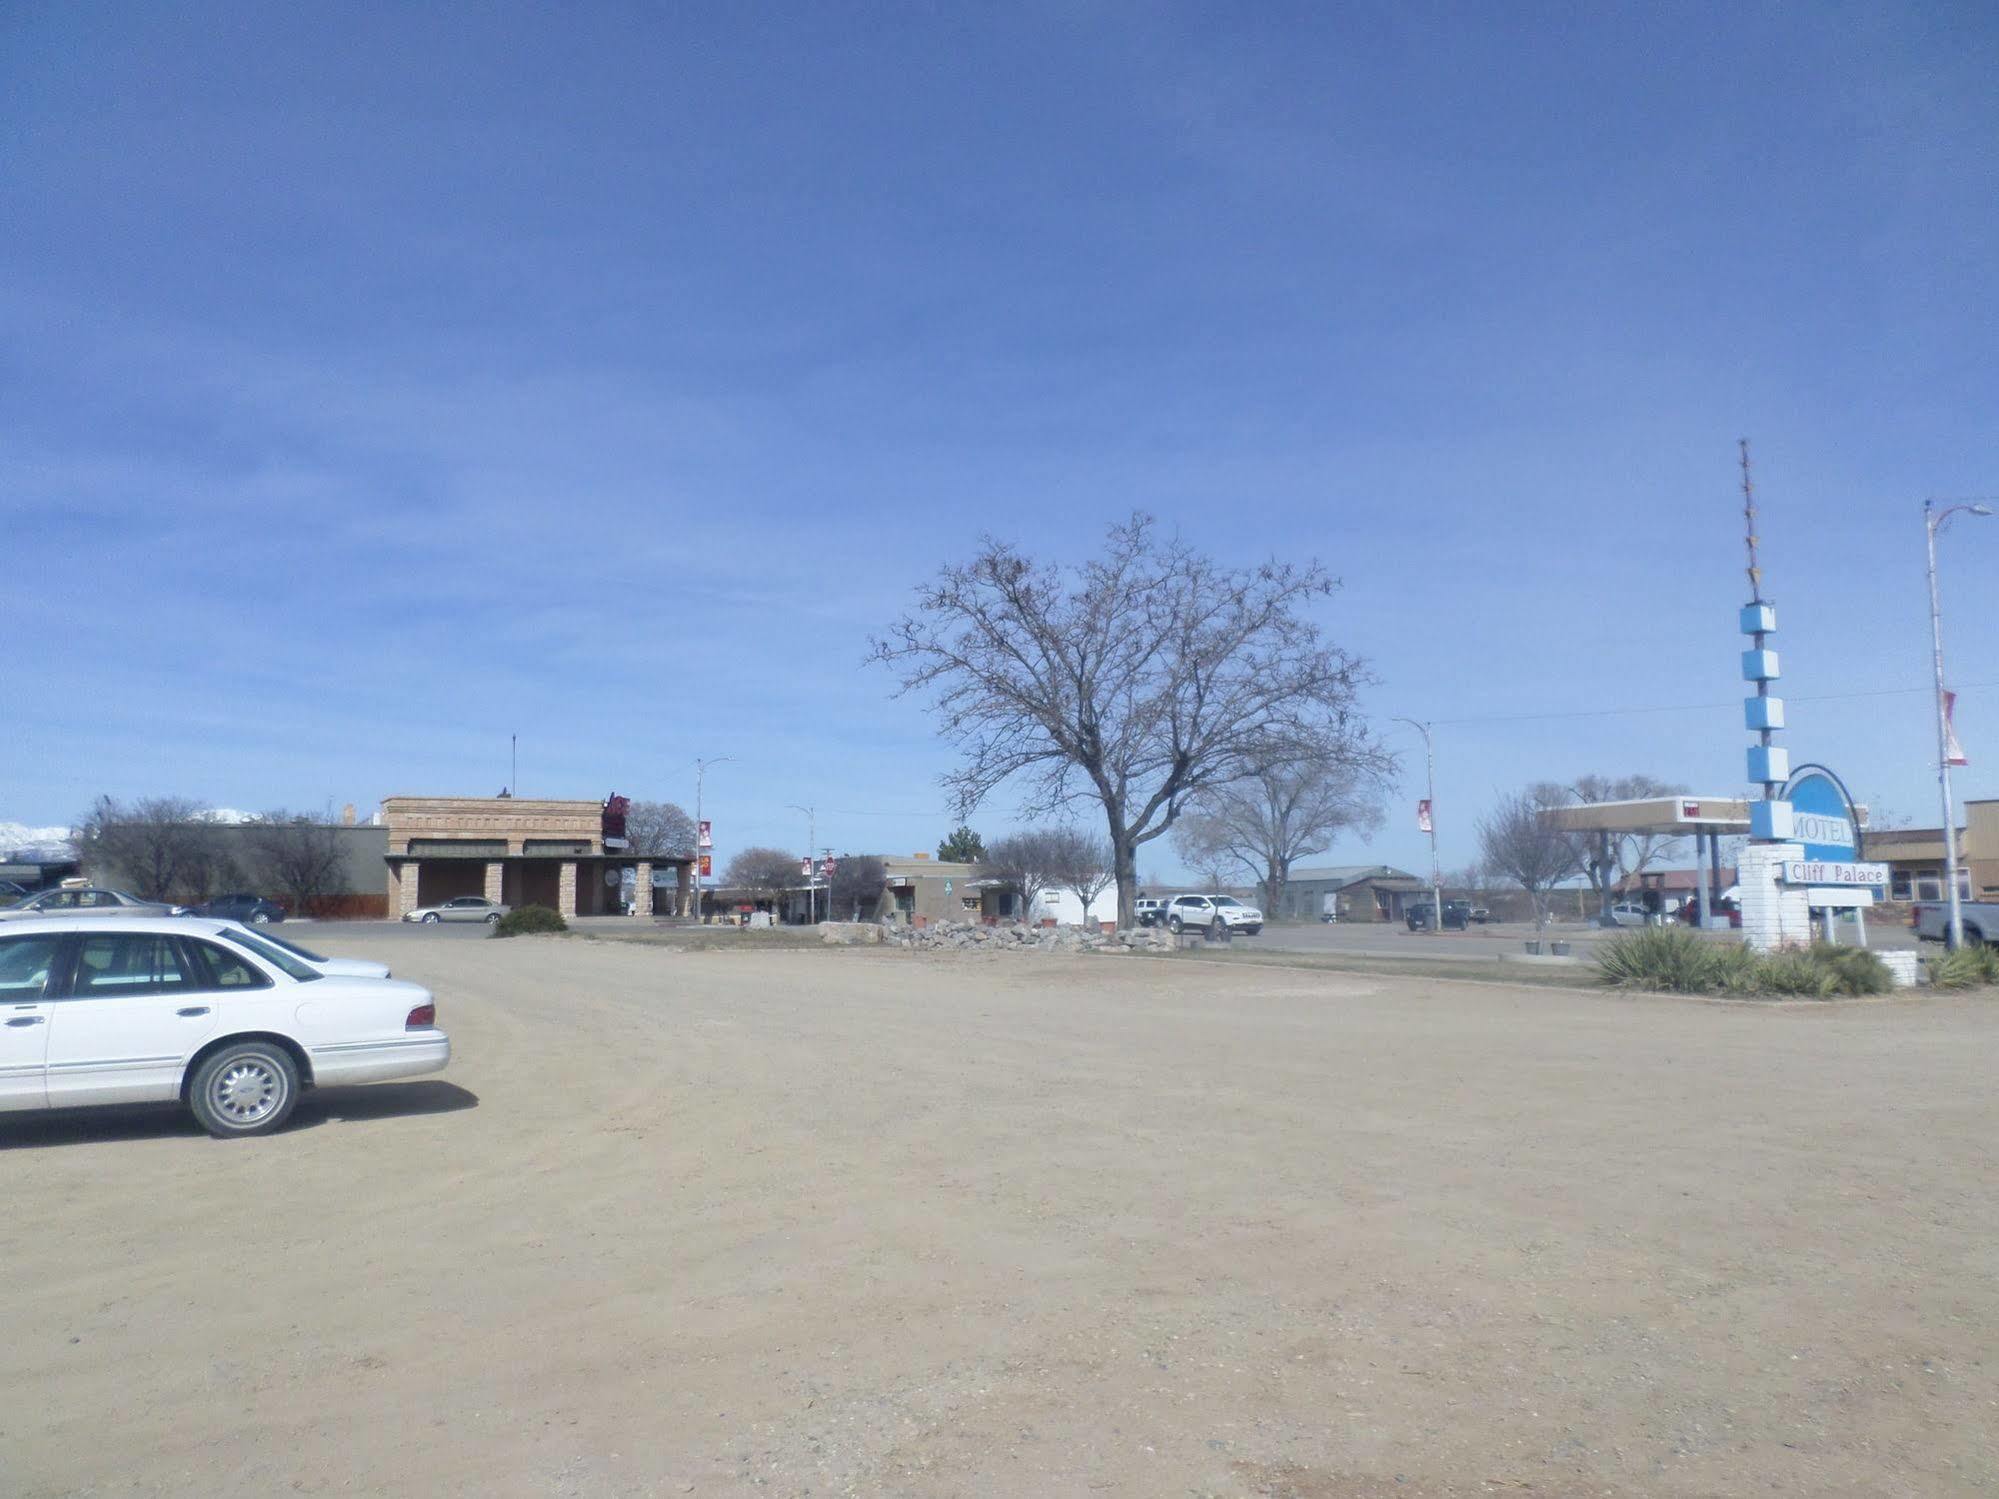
[{"left": 4, "top": 2, "right": 1995, "bottom": 879}]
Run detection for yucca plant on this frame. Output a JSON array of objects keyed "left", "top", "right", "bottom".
[
  {"left": 1707, "top": 942, "right": 1763, "bottom": 996},
  {"left": 1812, "top": 943, "right": 1892, "bottom": 996},
  {"left": 1927, "top": 944, "right": 1999, "bottom": 990},
  {"left": 1595, "top": 927, "right": 1723, "bottom": 992},
  {"left": 1753, "top": 947, "right": 1841, "bottom": 998}
]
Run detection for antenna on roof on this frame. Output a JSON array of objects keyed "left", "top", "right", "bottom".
[{"left": 1739, "top": 438, "right": 1762, "bottom": 604}]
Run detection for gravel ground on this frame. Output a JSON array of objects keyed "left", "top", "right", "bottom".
[{"left": 3, "top": 934, "right": 1994, "bottom": 1497}]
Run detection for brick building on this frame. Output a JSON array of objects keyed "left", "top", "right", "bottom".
[{"left": 382, "top": 796, "right": 691, "bottom": 920}]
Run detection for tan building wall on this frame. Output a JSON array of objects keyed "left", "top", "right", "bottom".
[
  {"left": 1969, "top": 800, "right": 1998, "bottom": 898},
  {"left": 382, "top": 796, "right": 605, "bottom": 857},
  {"left": 880, "top": 858, "right": 1004, "bottom": 923},
  {"left": 1868, "top": 800, "right": 1999, "bottom": 902}
]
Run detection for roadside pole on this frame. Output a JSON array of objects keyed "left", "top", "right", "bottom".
[
  {"left": 1395, "top": 717, "right": 1443, "bottom": 932},
  {"left": 1924, "top": 500, "right": 1990, "bottom": 951}
]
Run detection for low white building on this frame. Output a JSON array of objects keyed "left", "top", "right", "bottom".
[{"left": 1020, "top": 883, "right": 1120, "bottom": 929}]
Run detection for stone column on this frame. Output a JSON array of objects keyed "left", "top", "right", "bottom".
[
  {"left": 1738, "top": 841, "right": 1807, "bottom": 953},
  {"left": 390, "top": 861, "right": 419, "bottom": 920},
  {"left": 484, "top": 861, "right": 503, "bottom": 904},
  {"left": 676, "top": 862, "right": 691, "bottom": 920},
  {"left": 558, "top": 861, "right": 578, "bottom": 918},
  {"left": 634, "top": 862, "right": 654, "bottom": 917}
]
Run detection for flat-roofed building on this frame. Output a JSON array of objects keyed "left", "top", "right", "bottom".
[{"left": 381, "top": 796, "right": 691, "bottom": 920}]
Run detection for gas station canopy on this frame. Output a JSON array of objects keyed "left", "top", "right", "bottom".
[{"left": 1540, "top": 795, "right": 1868, "bottom": 835}]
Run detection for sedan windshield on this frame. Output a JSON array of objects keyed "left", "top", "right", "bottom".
[{"left": 220, "top": 928, "right": 323, "bottom": 982}]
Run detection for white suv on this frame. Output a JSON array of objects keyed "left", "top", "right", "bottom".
[{"left": 1163, "top": 894, "right": 1263, "bottom": 936}]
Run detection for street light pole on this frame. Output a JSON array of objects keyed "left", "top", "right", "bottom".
[
  {"left": 1393, "top": 717, "right": 1442, "bottom": 932},
  {"left": 1925, "top": 500, "right": 1992, "bottom": 950},
  {"left": 787, "top": 804, "right": 817, "bottom": 924},
  {"left": 693, "top": 755, "right": 733, "bottom": 924}
]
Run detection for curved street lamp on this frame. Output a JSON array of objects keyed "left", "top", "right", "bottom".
[
  {"left": 1391, "top": 717, "right": 1442, "bottom": 931},
  {"left": 1925, "top": 500, "right": 1992, "bottom": 950}
]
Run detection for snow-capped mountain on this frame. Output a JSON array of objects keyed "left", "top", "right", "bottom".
[{"left": 0, "top": 823, "right": 75, "bottom": 859}]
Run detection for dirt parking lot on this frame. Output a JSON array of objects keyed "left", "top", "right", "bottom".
[{"left": 4, "top": 933, "right": 1995, "bottom": 1497}]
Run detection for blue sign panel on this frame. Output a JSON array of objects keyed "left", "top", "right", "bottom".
[{"left": 1782, "top": 766, "right": 1860, "bottom": 863}]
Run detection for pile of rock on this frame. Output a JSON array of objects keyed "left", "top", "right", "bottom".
[{"left": 868, "top": 919, "right": 1175, "bottom": 954}]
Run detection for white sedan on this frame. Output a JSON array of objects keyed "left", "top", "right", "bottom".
[
  {"left": 0, "top": 917, "right": 448, "bottom": 1138},
  {"left": 208, "top": 920, "right": 393, "bottom": 980}
]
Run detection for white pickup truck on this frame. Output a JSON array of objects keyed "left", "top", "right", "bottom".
[{"left": 1913, "top": 900, "right": 1999, "bottom": 946}]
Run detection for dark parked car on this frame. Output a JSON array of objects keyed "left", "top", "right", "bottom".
[
  {"left": 1406, "top": 899, "right": 1471, "bottom": 931},
  {"left": 189, "top": 892, "right": 287, "bottom": 924}
]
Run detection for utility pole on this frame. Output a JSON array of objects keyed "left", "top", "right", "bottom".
[
  {"left": 788, "top": 804, "right": 817, "bottom": 924},
  {"left": 694, "top": 756, "right": 733, "bottom": 923},
  {"left": 1393, "top": 717, "right": 1442, "bottom": 932},
  {"left": 1925, "top": 499, "right": 1993, "bottom": 950}
]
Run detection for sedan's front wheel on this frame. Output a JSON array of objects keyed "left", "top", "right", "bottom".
[
  {"left": 251, "top": 911, "right": 270, "bottom": 925},
  {"left": 188, "top": 1042, "right": 300, "bottom": 1138},
  {"left": 421, "top": 912, "right": 440, "bottom": 924}
]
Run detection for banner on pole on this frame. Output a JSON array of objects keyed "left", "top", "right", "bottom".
[
  {"left": 1945, "top": 690, "right": 1969, "bottom": 767},
  {"left": 698, "top": 854, "right": 712, "bottom": 878},
  {"left": 1416, "top": 799, "right": 1433, "bottom": 833},
  {"left": 801, "top": 856, "right": 813, "bottom": 877},
  {"left": 697, "top": 820, "right": 712, "bottom": 849}
]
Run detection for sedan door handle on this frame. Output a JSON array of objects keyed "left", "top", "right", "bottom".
[
  {"left": 5, "top": 1015, "right": 45, "bottom": 1027},
  {"left": 176, "top": 1006, "right": 211, "bottom": 1017}
]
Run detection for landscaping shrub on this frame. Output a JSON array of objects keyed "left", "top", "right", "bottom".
[
  {"left": 1817, "top": 944, "right": 1892, "bottom": 996},
  {"left": 1706, "top": 942, "right": 1763, "bottom": 996},
  {"left": 1595, "top": 926, "right": 1721, "bottom": 992},
  {"left": 1927, "top": 943, "right": 1999, "bottom": 990},
  {"left": 1596, "top": 932, "right": 1891, "bottom": 998},
  {"left": 491, "top": 904, "right": 567, "bottom": 938}
]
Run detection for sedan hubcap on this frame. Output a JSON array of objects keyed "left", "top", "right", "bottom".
[{"left": 213, "top": 1061, "right": 281, "bottom": 1122}]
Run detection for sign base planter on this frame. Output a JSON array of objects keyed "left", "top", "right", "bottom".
[
  {"left": 1550, "top": 940, "right": 1572, "bottom": 956},
  {"left": 1523, "top": 940, "right": 1542, "bottom": 955}
]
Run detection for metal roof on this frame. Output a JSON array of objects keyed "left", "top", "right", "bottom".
[{"left": 1286, "top": 864, "right": 1420, "bottom": 885}]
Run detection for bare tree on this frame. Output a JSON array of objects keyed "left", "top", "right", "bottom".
[
  {"left": 247, "top": 811, "right": 345, "bottom": 915},
  {"left": 73, "top": 795, "right": 210, "bottom": 901},
  {"left": 872, "top": 514, "right": 1381, "bottom": 926},
  {"left": 828, "top": 855, "right": 887, "bottom": 921},
  {"left": 1168, "top": 760, "right": 1386, "bottom": 914},
  {"left": 625, "top": 800, "right": 696, "bottom": 858},
  {"left": 985, "top": 829, "right": 1068, "bottom": 924},
  {"left": 1555, "top": 773, "right": 1688, "bottom": 921},
  {"left": 1170, "top": 814, "right": 1239, "bottom": 893},
  {"left": 723, "top": 846, "right": 801, "bottom": 907},
  {"left": 1476, "top": 786, "right": 1583, "bottom": 929},
  {"left": 1045, "top": 827, "right": 1116, "bottom": 926}
]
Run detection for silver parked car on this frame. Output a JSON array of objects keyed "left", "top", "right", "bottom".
[
  {"left": 0, "top": 886, "right": 182, "bottom": 919},
  {"left": 402, "top": 895, "right": 510, "bottom": 925}
]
